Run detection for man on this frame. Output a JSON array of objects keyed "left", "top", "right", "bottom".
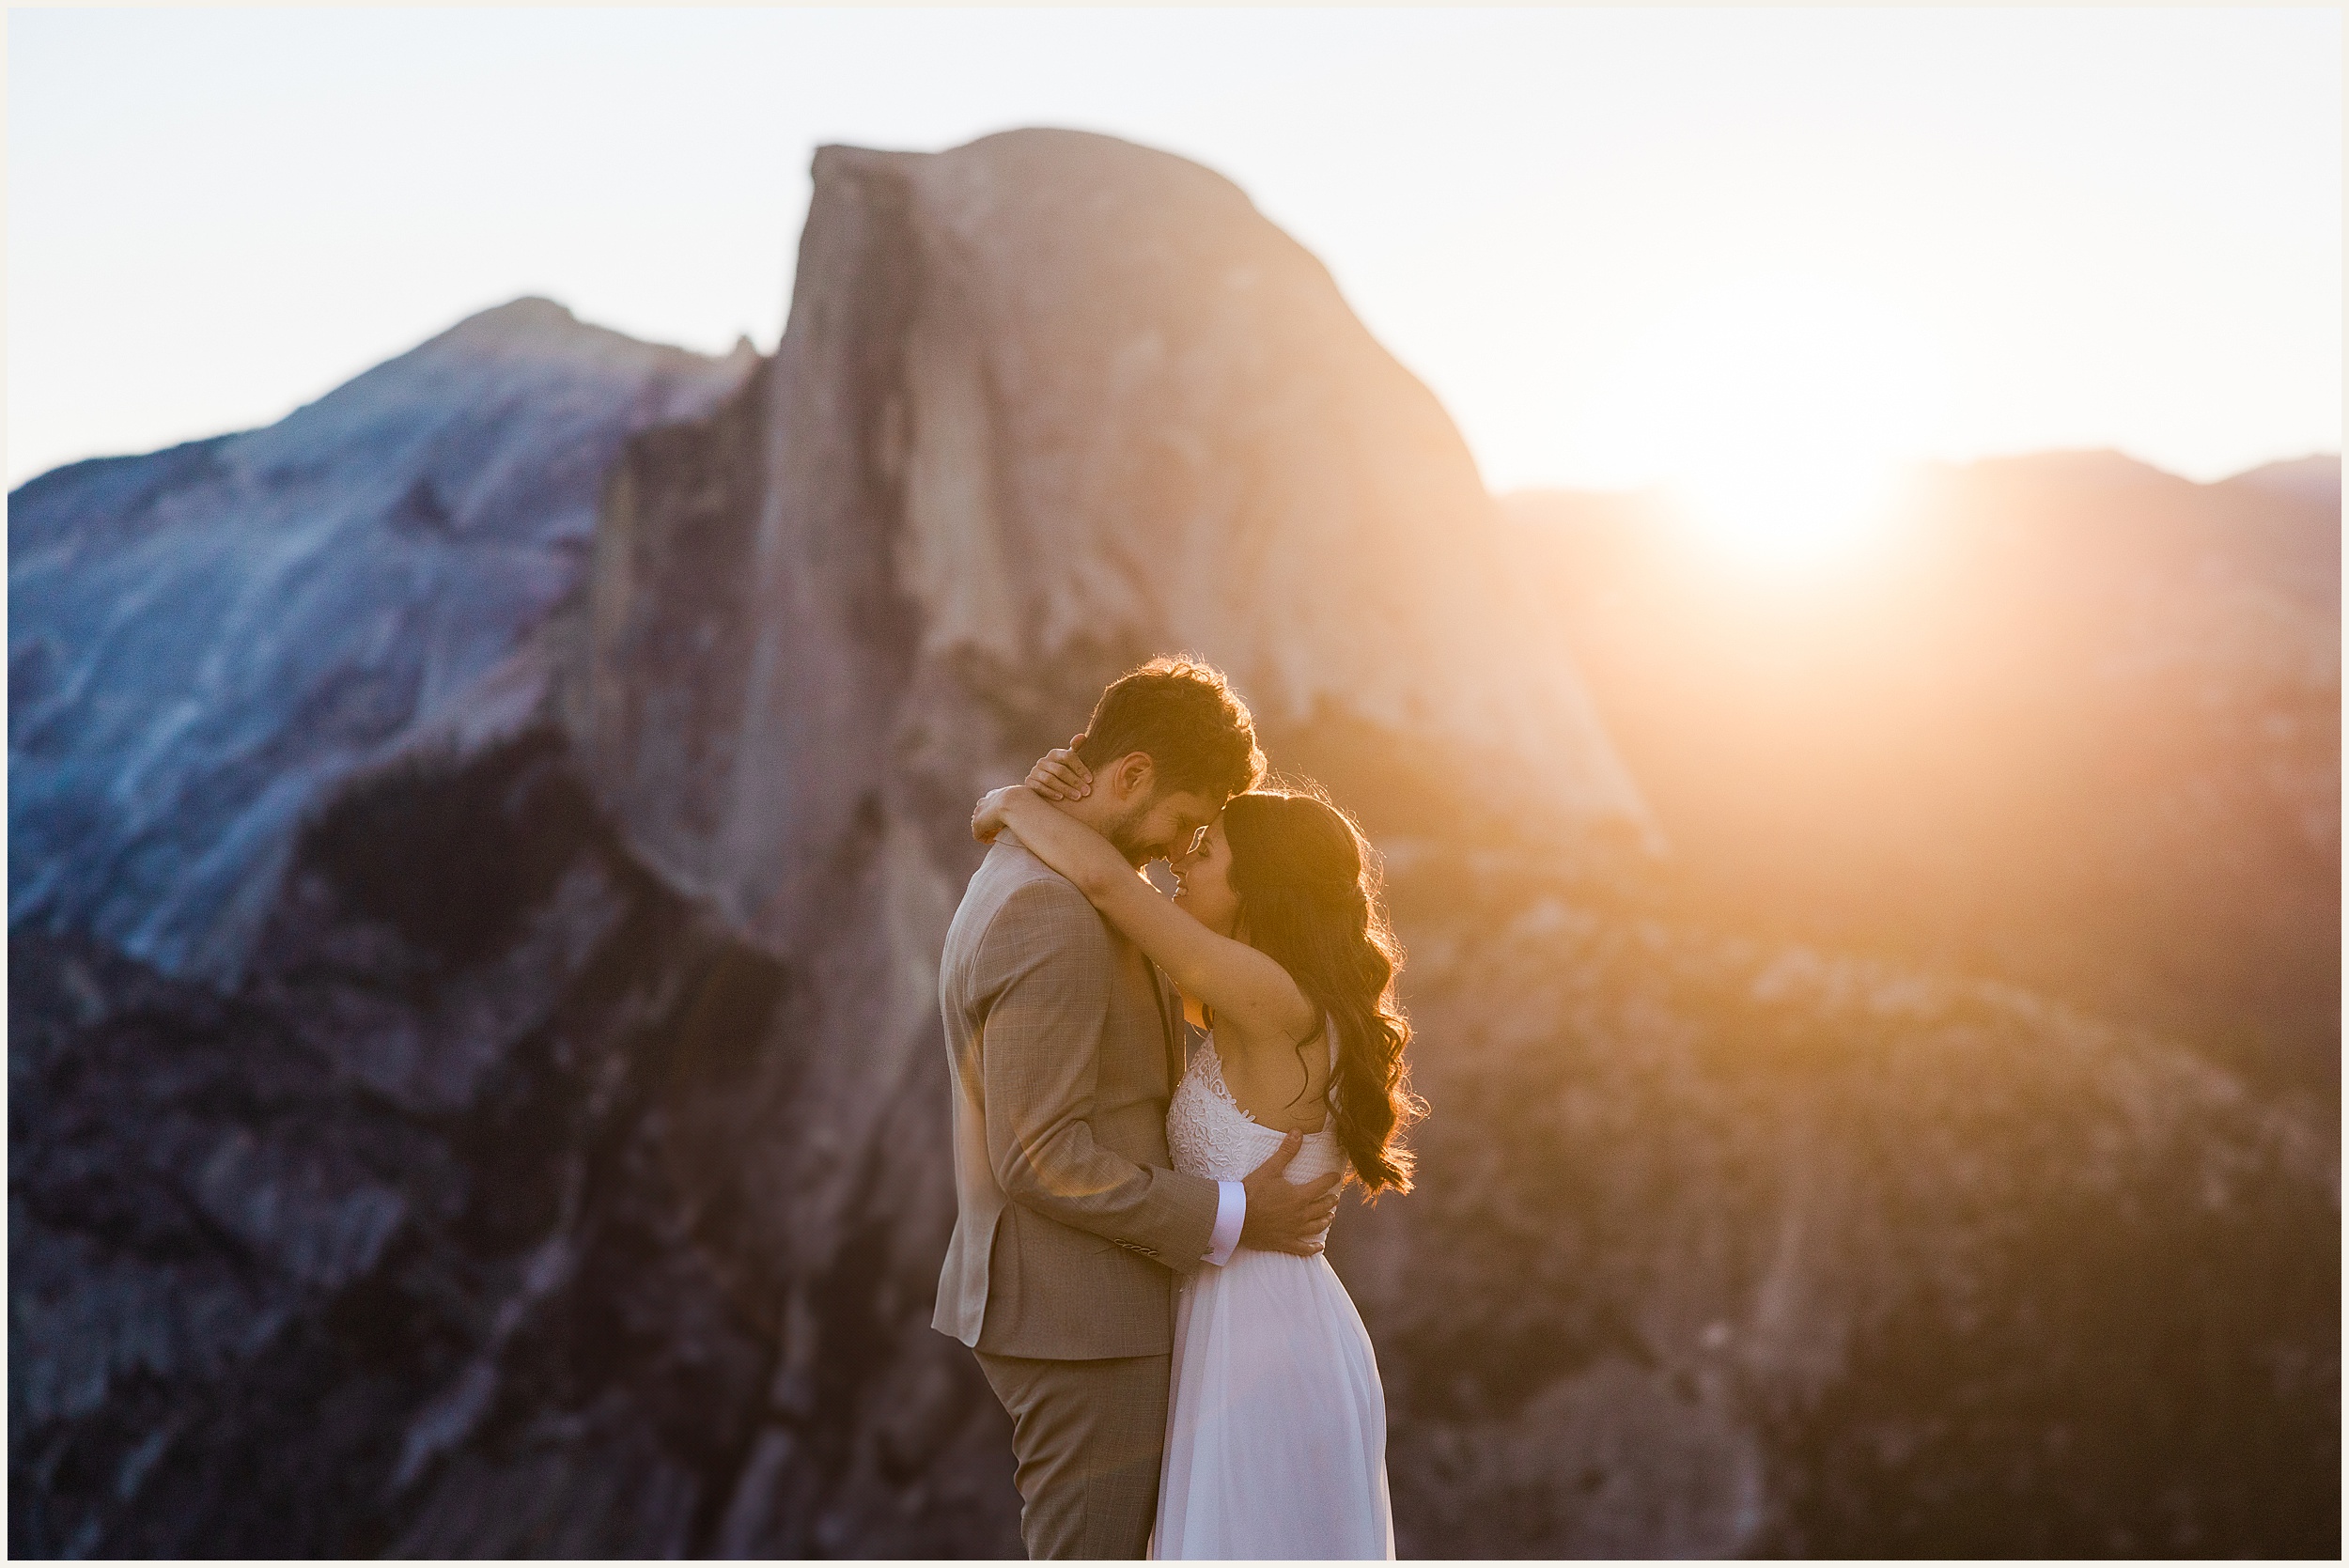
[{"left": 934, "top": 658, "right": 1343, "bottom": 1560}]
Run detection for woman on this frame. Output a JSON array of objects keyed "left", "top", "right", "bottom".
[{"left": 972, "top": 747, "right": 1422, "bottom": 1560}]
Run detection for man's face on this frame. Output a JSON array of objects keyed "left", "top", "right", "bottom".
[{"left": 1105, "top": 787, "right": 1222, "bottom": 867}]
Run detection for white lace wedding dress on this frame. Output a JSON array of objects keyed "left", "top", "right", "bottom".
[{"left": 1151, "top": 1028, "right": 1396, "bottom": 1560}]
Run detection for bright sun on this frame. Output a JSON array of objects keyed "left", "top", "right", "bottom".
[{"left": 1595, "top": 275, "right": 1949, "bottom": 574}]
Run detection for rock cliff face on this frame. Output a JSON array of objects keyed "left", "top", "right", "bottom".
[
  {"left": 10, "top": 129, "right": 2338, "bottom": 1559},
  {"left": 571, "top": 128, "right": 1650, "bottom": 960},
  {"left": 9, "top": 300, "right": 754, "bottom": 985}
]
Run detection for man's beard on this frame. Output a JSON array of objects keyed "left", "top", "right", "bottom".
[{"left": 1104, "top": 800, "right": 1159, "bottom": 866}]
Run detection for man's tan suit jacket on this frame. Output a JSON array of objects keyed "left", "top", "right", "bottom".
[{"left": 933, "top": 838, "right": 1221, "bottom": 1358}]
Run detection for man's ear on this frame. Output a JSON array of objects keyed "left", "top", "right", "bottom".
[{"left": 1111, "top": 752, "right": 1155, "bottom": 800}]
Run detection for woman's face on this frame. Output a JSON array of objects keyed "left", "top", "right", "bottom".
[{"left": 1171, "top": 815, "right": 1241, "bottom": 938}]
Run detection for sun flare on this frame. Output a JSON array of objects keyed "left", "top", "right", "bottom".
[{"left": 1595, "top": 276, "right": 1949, "bottom": 574}]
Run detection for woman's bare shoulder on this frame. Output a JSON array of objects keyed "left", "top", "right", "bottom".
[{"left": 1214, "top": 1008, "right": 1331, "bottom": 1131}]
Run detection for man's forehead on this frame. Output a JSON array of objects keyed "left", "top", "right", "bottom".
[{"left": 1170, "top": 792, "right": 1225, "bottom": 825}]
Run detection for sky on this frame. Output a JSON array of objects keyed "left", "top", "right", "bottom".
[{"left": 8, "top": 7, "right": 2341, "bottom": 497}]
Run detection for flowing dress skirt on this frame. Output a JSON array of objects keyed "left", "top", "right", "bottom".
[{"left": 1150, "top": 1246, "right": 1395, "bottom": 1560}]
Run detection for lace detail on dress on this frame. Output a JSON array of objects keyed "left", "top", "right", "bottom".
[{"left": 1167, "top": 1030, "right": 1348, "bottom": 1192}]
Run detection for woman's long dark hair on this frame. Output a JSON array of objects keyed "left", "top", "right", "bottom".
[{"left": 1221, "top": 786, "right": 1423, "bottom": 1195}]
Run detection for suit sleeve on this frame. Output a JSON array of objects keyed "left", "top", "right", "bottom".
[{"left": 975, "top": 877, "right": 1220, "bottom": 1267}]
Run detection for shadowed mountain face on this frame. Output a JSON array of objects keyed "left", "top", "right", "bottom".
[{"left": 9, "top": 129, "right": 2339, "bottom": 1558}]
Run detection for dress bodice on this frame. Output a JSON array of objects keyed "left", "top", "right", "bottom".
[{"left": 1167, "top": 1027, "right": 1348, "bottom": 1202}]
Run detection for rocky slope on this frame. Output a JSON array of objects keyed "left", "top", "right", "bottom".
[
  {"left": 1351, "top": 856, "right": 2336, "bottom": 1556},
  {"left": 10, "top": 130, "right": 2338, "bottom": 1557}
]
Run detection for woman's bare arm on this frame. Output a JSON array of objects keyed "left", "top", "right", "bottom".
[{"left": 978, "top": 786, "right": 1315, "bottom": 1038}]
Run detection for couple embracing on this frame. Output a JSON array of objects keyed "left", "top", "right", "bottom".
[{"left": 934, "top": 658, "right": 1421, "bottom": 1560}]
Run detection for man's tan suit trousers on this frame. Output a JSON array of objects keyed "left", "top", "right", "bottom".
[{"left": 976, "top": 1351, "right": 1172, "bottom": 1560}]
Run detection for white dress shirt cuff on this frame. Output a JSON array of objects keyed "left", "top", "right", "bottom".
[{"left": 1203, "top": 1179, "right": 1245, "bottom": 1266}]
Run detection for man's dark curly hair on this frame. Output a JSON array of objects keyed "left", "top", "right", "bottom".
[{"left": 1075, "top": 657, "right": 1266, "bottom": 805}]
